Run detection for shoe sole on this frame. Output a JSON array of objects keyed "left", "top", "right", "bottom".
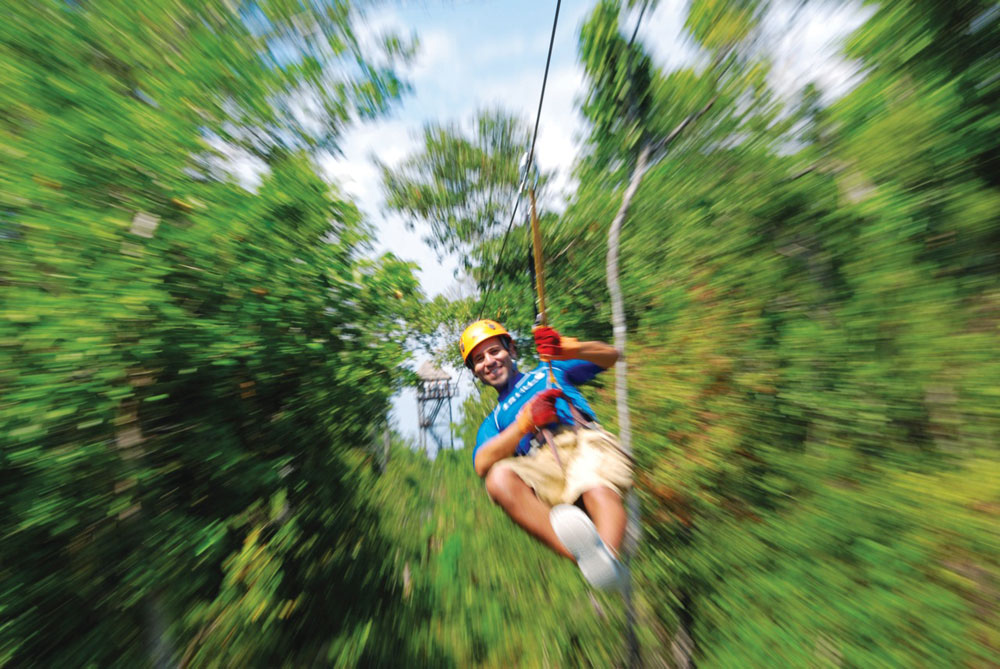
[{"left": 549, "top": 504, "right": 621, "bottom": 590}]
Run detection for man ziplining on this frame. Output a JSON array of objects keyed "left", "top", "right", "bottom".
[{"left": 460, "top": 319, "right": 634, "bottom": 590}]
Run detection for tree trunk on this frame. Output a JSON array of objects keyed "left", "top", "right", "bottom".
[
  {"left": 607, "top": 141, "right": 651, "bottom": 669},
  {"left": 607, "top": 88, "right": 719, "bottom": 664},
  {"left": 607, "top": 141, "right": 650, "bottom": 525}
]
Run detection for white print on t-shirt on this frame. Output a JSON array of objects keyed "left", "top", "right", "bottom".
[
  {"left": 500, "top": 371, "right": 546, "bottom": 414},
  {"left": 491, "top": 370, "right": 547, "bottom": 430}
]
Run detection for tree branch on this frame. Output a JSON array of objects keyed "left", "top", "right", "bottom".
[{"left": 650, "top": 93, "right": 720, "bottom": 161}]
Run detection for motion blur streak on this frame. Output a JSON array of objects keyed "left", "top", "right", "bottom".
[{"left": 2, "top": 0, "right": 997, "bottom": 667}]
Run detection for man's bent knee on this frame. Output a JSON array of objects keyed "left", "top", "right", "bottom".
[
  {"left": 581, "top": 485, "right": 623, "bottom": 503},
  {"left": 484, "top": 465, "right": 527, "bottom": 505}
]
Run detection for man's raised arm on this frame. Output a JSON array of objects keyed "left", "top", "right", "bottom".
[{"left": 534, "top": 327, "right": 619, "bottom": 369}]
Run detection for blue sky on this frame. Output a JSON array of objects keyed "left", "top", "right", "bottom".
[{"left": 317, "top": 0, "right": 872, "bottom": 450}]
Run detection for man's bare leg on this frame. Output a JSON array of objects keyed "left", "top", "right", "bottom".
[
  {"left": 484, "top": 466, "right": 573, "bottom": 560},
  {"left": 580, "top": 486, "right": 627, "bottom": 556}
]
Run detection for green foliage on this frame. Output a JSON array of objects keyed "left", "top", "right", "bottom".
[
  {"left": 1, "top": 1, "right": 419, "bottom": 666},
  {"left": 370, "top": 440, "right": 630, "bottom": 667},
  {"left": 438, "top": 0, "right": 999, "bottom": 665},
  {"left": 685, "top": 0, "right": 762, "bottom": 51},
  {"left": 579, "top": 1, "right": 656, "bottom": 160},
  {"left": 565, "top": 0, "right": 1000, "bottom": 664}
]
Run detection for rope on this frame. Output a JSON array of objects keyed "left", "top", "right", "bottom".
[
  {"left": 527, "top": 186, "right": 558, "bottom": 387},
  {"left": 528, "top": 188, "right": 548, "bottom": 325},
  {"left": 477, "top": 0, "right": 561, "bottom": 320}
]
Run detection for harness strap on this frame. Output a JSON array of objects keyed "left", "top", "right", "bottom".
[
  {"left": 539, "top": 427, "right": 564, "bottom": 471},
  {"left": 535, "top": 410, "right": 635, "bottom": 475},
  {"left": 538, "top": 401, "right": 594, "bottom": 472},
  {"left": 567, "top": 402, "right": 597, "bottom": 429}
]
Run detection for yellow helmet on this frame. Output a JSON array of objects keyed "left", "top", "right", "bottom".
[{"left": 459, "top": 319, "right": 511, "bottom": 367}]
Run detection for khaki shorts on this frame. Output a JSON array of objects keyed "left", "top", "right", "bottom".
[{"left": 491, "top": 427, "right": 633, "bottom": 506}]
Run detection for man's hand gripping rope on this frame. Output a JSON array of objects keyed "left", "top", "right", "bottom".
[
  {"left": 515, "top": 388, "right": 565, "bottom": 435},
  {"left": 533, "top": 326, "right": 581, "bottom": 362},
  {"left": 516, "top": 326, "right": 589, "bottom": 433}
]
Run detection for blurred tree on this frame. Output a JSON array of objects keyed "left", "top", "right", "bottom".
[
  {"left": 379, "top": 108, "right": 543, "bottom": 270},
  {"left": 0, "top": 0, "right": 423, "bottom": 666}
]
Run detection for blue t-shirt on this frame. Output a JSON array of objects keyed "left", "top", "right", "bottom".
[{"left": 473, "top": 359, "right": 604, "bottom": 466}]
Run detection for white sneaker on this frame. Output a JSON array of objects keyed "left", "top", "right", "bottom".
[{"left": 549, "top": 504, "right": 625, "bottom": 591}]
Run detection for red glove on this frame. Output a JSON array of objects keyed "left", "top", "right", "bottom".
[
  {"left": 533, "top": 326, "right": 581, "bottom": 361},
  {"left": 515, "top": 388, "right": 564, "bottom": 434}
]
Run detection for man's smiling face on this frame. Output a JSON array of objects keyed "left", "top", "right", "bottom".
[{"left": 469, "top": 335, "right": 516, "bottom": 389}]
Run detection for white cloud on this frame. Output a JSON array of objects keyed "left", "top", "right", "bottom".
[
  {"left": 471, "top": 33, "right": 532, "bottom": 66},
  {"left": 319, "top": 118, "right": 461, "bottom": 298},
  {"left": 203, "top": 134, "right": 268, "bottom": 191},
  {"left": 320, "top": 119, "right": 413, "bottom": 211},
  {"left": 636, "top": 0, "right": 704, "bottom": 73},
  {"left": 531, "top": 65, "right": 588, "bottom": 208},
  {"left": 410, "top": 28, "right": 461, "bottom": 82},
  {"left": 765, "top": 0, "right": 875, "bottom": 102}
]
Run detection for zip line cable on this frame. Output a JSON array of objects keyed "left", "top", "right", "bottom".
[
  {"left": 628, "top": 0, "right": 649, "bottom": 45},
  {"left": 477, "top": 0, "right": 561, "bottom": 320}
]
